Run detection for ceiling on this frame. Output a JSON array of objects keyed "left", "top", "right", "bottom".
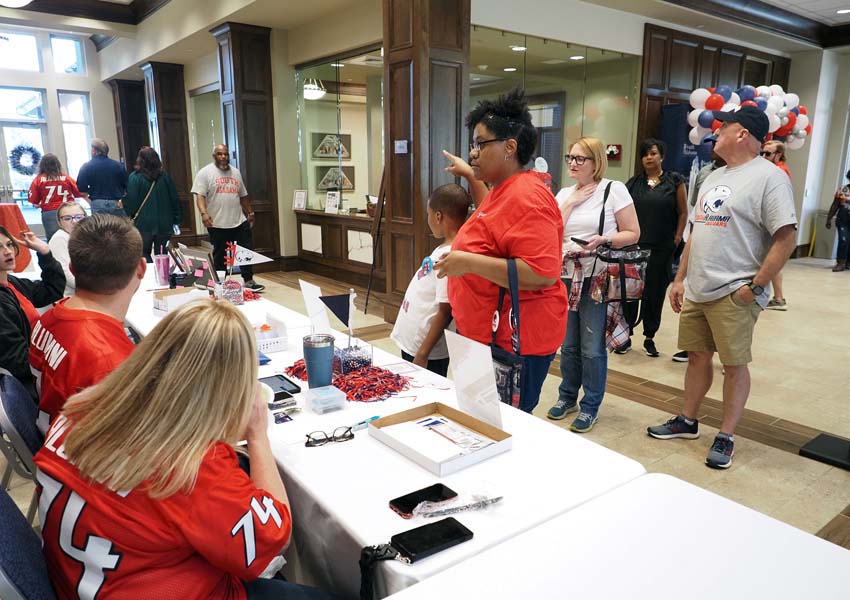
[{"left": 758, "top": 0, "right": 850, "bottom": 25}]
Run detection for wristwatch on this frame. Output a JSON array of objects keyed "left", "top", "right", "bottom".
[{"left": 747, "top": 281, "right": 764, "bottom": 295}]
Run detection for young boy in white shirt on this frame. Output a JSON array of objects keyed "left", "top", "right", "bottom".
[{"left": 391, "top": 184, "right": 471, "bottom": 376}]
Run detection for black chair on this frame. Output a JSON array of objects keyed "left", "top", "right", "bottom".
[
  {"left": 0, "top": 369, "right": 42, "bottom": 524},
  {"left": 0, "top": 487, "right": 57, "bottom": 600}
]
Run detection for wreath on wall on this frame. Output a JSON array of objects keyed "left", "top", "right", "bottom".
[{"left": 9, "top": 143, "right": 42, "bottom": 176}]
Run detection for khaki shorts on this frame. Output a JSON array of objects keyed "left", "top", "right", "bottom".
[{"left": 678, "top": 292, "right": 762, "bottom": 365}]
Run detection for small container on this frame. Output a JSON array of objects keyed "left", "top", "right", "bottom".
[
  {"left": 153, "top": 254, "right": 170, "bottom": 287},
  {"left": 304, "top": 385, "right": 346, "bottom": 414},
  {"left": 220, "top": 279, "right": 244, "bottom": 305},
  {"left": 303, "top": 334, "right": 335, "bottom": 388}
]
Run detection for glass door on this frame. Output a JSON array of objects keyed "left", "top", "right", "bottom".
[{"left": 0, "top": 123, "right": 48, "bottom": 233}]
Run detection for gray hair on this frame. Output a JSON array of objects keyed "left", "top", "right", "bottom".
[{"left": 91, "top": 138, "right": 109, "bottom": 156}]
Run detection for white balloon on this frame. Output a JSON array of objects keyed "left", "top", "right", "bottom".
[
  {"left": 787, "top": 136, "right": 805, "bottom": 150},
  {"left": 769, "top": 84, "right": 785, "bottom": 96},
  {"left": 797, "top": 130, "right": 807, "bottom": 139},
  {"left": 784, "top": 93, "right": 800, "bottom": 108},
  {"left": 781, "top": 116, "right": 789, "bottom": 126},
  {"left": 796, "top": 114, "right": 809, "bottom": 129},
  {"left": 768, "top": 96, "right": 784, "bottom": 109},
  {"left": 791, "top": 126, "right": 800, "bottom": 135},
  {"left": 778, "top": 107, "right": 790, "bottom": 118},
  {"left": 729, "top": 92, "right": 741, "bottom": 106},
  {"left": 721, "top": 102, "right": 737, "bottom": 112},
  {"left": 757, "top": 85, "right": 771, "bottom": 98},
  {"left": 688, "top": 127, "right": 703, "bottom": 145},
  {"left": 689, "top": 88, "right": 710, "bottom": 109},
  {"left": 688, "top": 108, "right": 702, "bottom": 128},
  {"left": 768, "top": 114, "right": 781, "bottom": 133},
  {"left": 765, "top": 103, "right": 778, "bottom": 115}
]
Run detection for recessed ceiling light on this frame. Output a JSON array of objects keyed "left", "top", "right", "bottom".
[
  {"left": 541, "top": 58, "right": 567, "bottom": 65},
  {"left": 503, "top": 67, "right": 517, "bottom": 72},
  {"left": 472, "top": 76, "right": 480, "bottom": 81},
  {"left": 838, "top": 8, "right": 850, "bottom": 13},
  {"left": 510, "top": 45, "right": 527, "bottom": 52},
  {"left": 331, "top": 63, "right": 344, "bottom": 68},
  {"left": 696, "top": 24, "right": 705, "bottom": 28},
  {"left": 477, "top": 64, "right": 489, "bottom": 70},
  {"left": 570, "top": 55, "right": 584, "bottom": 60}
]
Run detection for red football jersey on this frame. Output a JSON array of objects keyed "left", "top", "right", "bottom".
[
  {"left": 35, "top": 417, "right": 292, "bottom": 600},
  {"left": 30, "top": 299, "right": 135, "bottom": 434},
  {"left": 28, "top": 175, "right": 82, "bottom": 211}
]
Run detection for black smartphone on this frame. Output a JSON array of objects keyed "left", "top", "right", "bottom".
[
  {"left": 259, "top": 374, "right": 302, "bottom": 406},
  {"left": 389, "top": 484, "right": 457, "bottom": 519},
  {"left": 390, "top": 517, "right": 473, "bottom": 563},
  {"left": 570, "top": 236, "right": 590, "bottom": 245}
]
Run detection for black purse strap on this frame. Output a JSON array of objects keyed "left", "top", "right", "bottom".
[
  {"left": 492, "top": 258, "right": 521, "bottom": 354},
  {"left": 597, "top": 180, "right": 613, "bottom": 236}
]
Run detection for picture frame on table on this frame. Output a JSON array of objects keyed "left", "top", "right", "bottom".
[
  {"left": 325, "top": 191, "right": 341, "bottom": 214},
  {"left": 292, "top": 189, "right": 308, "bottom": 210},
  {"left": 312, "top": 133, "right": 352, "bottom": 159},
  {"left": 316, "top": 166, "right": 355, "bottom": 192}
]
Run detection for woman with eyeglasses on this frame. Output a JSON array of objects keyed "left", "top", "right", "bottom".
[
  {"left": 546, "top": 137, "right": 640, "bottom": 432},
  {"left": 123, "top": 146, "right": 182, "bottom": 262},
  {"left": 619, "top": 138, "right": 687, "bottom": 357},
  {"left": 27, "top": 153, "right": 82, "bottom": 241},
  {"left": 48, "top": 201, "right": 87, "bottom": 296},
  {"left": 439, "top": 88, "right": 567, "bottom": 414},
  {"left": 0, "top": 226, "right": 64, "bottom": 397},
  {"left": 35, "top": 299, "right": 335, "bottom": 600}
]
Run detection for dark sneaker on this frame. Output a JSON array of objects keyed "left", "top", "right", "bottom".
[
  {"left": 672, "top": 351, "right": 689, "bottom": 363},
  {"left": 643, "top": 338, "right": 660, "bottom": 357},
  {"left": 570, "top": 411, "right": 598, "bottom": 433},
  {"left": 547, "top": 398, "right": 578, "bottom": 420},
  {"left": 833, "top": 264, "right": 846, "bottom": 272},
  {"left": 647, "top": 415, "right": 699, "bottom": 440},
  {"left": 613, "top": 339, "right": 632, "bottom": 355},
  {"left": 706, "top": 434, "right": 735, "bottom": 469},
  {"left": 244, "top": 280, "right": 266, "bottom": 293},
  {"left": 766, "top": 298, "right": 787, "bottom": 311}
]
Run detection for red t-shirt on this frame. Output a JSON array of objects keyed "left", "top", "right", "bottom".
[
  {"left": 30, "top": 298, "right": 134, "bottom": 433},
  {"left": 4, "top": 282, "right": 40, "bottom": 327},
  {"left": 448, "top": 170, "right": 568, "bottom": 355},
  {"left": 28, "top": 174, "right": 81, "bottom": 211},
  {"left": 35, "top": 417, "right": 291, "bottom": 600},
  {"left": 777, "top": 161, "right": 792, "bottom": 181}
]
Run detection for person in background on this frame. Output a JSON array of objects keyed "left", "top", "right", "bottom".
[
  {"left": 825, "top": 169, "right": 850, "bottom": 272},
  {"left": 76, "top": 138, "right": 129, "bottom": 217},
  {"left": 47, "top": 201, "right": 87, "bottom": 297},
  {"left": 439, "top": 88, "right": 567, "bottom": 415},
  {"left": 648, "top": 106, "right": 797, "bottom": 469},
  {"left": 620, "top": 138, "right": 686, "bottom": 358},
  {"left": 123, "top": 147, "right": 182, "bottom": 262},
  {"left": 391, "top": 184, "right": 471, "bottom": 376},
  {"left": 547, "top": 137, "right": 640, "bottom": 432},
  {"left": 0, "top": 227, "right": 64, "bottom": 397},
  {"left": 31, "top": 214, "right": 145, "bottom": 434},
  {"left": 761, "top": 140, "right": 791, "bottom": 310},
  {"left": 27, "top": 153, "right": 81, "bottom": 241},
  {"left": 192, "top": 144, "right": 265, "bottom": 293}
]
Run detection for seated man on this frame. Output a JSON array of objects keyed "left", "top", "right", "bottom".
[{"left": 30, "top": 214, "right": 145, "bottom": 433}]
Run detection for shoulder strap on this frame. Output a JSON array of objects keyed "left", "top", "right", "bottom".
[
  {"left": 132, "top": 179, "right": 156, "bottom": 222},
  {"left": 492, "top": 258, "right": 521, "bottom": 354},
  {"left": 597, "top": 181, "right": 613, "bottom": 236}
]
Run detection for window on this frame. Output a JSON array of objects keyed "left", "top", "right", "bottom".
[
  {"left": 0, "top": 31, "right": 40, "bottom": 72},
  {"left": 58, "top": 92, "right": 91, "bottom": 178},
  {"left": 0, "top": 87, "right": 45, "bottom": 121},
  {"left": 51, "top": 35, "right": 85, "bottom": 75}
]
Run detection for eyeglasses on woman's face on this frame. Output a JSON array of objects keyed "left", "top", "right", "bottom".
[
  {"left": 760, "top": 151, "right": 775, "bottom": 157},
  {"left": 469, "top": 138, "right": 506, "bottom": 153},
  {"left": 59, "top": 214, "right": 86, "bottom": 223},
  {"left": 564, "top": 154, "right": 593, "bottom": 166}
]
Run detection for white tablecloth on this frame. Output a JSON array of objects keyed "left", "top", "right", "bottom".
[{"left": 387, "top": 473, "right": 850, "bottom": 599}]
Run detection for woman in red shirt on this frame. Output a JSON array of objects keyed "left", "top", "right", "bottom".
[
  {"left": 27, "top": 153, "right": 81, "bottom": 241},
  {"left": 438, "top": 89, "right": 567, "bottom": 413}
]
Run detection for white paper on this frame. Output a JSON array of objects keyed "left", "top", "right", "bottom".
[
  {"left": 292, "top": 189, "right": 307, "bottom": 210},
  {"left": 444, "top": 330, "right": 503, "bottom": 429},
  {"left": 324, "top": 191, "right": 340, "bottom": 214},
  {"left": 298, "top": 279, "right": 331, "bottom": 333}
]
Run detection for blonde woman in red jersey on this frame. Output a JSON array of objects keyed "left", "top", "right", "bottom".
[{"left": 28, "top": 153, "right": 81, "bottom": 241}]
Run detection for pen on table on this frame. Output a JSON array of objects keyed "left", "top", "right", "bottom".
[
  {"left": 351, "top": 415, "right": 380, "bottom": 431},
  {"left": 423, "top": 496, "right": 504, "bottom": 518}
]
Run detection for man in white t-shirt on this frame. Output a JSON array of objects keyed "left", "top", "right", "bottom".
[
  {"left": 647, "top": 106, "right": 798, "bottom": 469},
  {"left": 391, "top": 184, "right": 471, "bottom": 376},
  {"left": 191, "top": 144, "right": 264, "bottom": 292}
]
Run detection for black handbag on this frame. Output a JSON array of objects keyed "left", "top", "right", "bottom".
[{"left": 490, "top": 258, "right": 524, "bottom": 409}]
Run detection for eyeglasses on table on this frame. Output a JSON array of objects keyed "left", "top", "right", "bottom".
[{"left": 305, "top": 426, "right": 354, "bottom": 447}]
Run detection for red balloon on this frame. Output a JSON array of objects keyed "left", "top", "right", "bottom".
[
  {"left": 775, "top": 124, "right": 791, "bottom": 138},
  {"left": 708, "top": 87, "right": 715, "bottom": 93},
  {"left": 785, "top": 112, "right": 797, "bottom": 130},
  {"left": 798, "top": 105, "right": 807, "bottom": 115},
  {"left": 764, "top": 133, "right": 773, "bottom": 142},
  {"left": 705, "top": 93, "right": 724, "bottom": 110},
  {"left": 711, "top": 119, "right": 722, "bottom": 131},
  {"left": 805, "top": 124, "right": 812, "bottom": 135},
  {"left": 741, "top": 100, "right": 758, "bottom": 107}
]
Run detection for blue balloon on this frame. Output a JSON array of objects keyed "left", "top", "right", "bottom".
[
  {"left": 791, "top": 107, "right": 799, "bottom": 115},
  {"left": 698, "top": 109, "right": 715, "bottom": 128},
  {"left": 755, "top": 97, "right": 768, "bottom": 111},
  {"left": 739, "top": 85, "right": 756, "bottom": 102},
  {"left": 716, "top": 85, "right": 732, "bottom": 102}
]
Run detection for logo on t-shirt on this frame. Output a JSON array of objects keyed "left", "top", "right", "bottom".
[
  {"left": 214, "top": 176, "right": 241, "bottom": 195},
  {"left": 416, "top": 256, "right": 434, "bottom": 280},
  {"left": 696, "top": 184, "right": 733, "bottom": 228}
]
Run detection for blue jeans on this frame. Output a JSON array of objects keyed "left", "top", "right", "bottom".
[
  {"left": 519, "top": 352, "right": 556, "bottom": 413},
  {"left": 41, "top": 209, "right": 59, "bottom": 241},
  {"left": 836, "top": 213, "right": 850, "bottom": 263},
  {"left": 558, "top": 277, "right": 608, "bottom": 415},
  {"left": 90, "top": 199, "right": 126, "bottom": 217}
]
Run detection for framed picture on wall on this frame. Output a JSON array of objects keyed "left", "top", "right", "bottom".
[
  {"left": 312, "top": 133, "right": 352, "bottom": 159},
  {"left": 316, "top": 166, "right": 355, "bottom": 192}
]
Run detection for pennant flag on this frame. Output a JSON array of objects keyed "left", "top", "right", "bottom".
[
  {"left": 320, "top": 293, "right": 353, "bottom": 328},
  {"left": 233, "top": 244, "right": 273, "bottom": 266},
  {"left": 224, "top": 241, "right": 237, "bottom": 267}
]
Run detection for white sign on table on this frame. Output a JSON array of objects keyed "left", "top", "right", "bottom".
[
  {"left": 445, "top": 330, "right": 502, "bottom": 429},
  {"left": 298, "top": 279, "right": 331, "bottom": 333},
  {"left": 292, "top": 189, "right": 307, "bottom": 210},
  {"left": 324, "top": 191, "right": 340, "bottom": 214}
]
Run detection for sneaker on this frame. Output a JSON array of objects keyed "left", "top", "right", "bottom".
[
  {"left": 833, "top": 264, "right": 847, "bottom": 272},
  {"left": 547, "top": 398, "right": 578, "bottom": 420},
  {"left": 672, "top": 351, "right": 689, "bottom": 363},
  {"left": 244, "top": 280, "right": 266, "bottom": 293},
  {"left": 613, "top": 339, "right": 632, "bottom": 355},
  {"left": 647, "top": 415, "right": 699, "bottom": 440},
  {"left": 706, "top": 434, "right": 735, "bottom": 469},
  {"left": 766, "top": 298, "right": 787, "bottom": 311},
  {"left": 643, "top": 338, "right": 660, "bottom": 358},
  {"left": 570, "top": 411, "right": 598, "bottom": 433}
]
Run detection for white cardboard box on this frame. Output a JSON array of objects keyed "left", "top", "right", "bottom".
[
  {"left": 152, "top": 287, "right": 208, "bottom": 315},
  {"left": 368, "top": 402, "right": 512, "bottom": 477}
]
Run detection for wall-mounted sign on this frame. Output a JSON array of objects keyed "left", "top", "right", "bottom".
[
  {"left": 606, "top": 144, "right": 622, "bottom": 161},
  {"left": 394, "top": 140, "right": 408, "bottom": 154}
]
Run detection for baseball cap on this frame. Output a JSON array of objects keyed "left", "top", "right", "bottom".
[{"left": 712, "top": 106, "right": 769, "bottom": 143}]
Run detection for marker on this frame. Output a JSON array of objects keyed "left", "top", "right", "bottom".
[{"left": 351, "top": 415, "right": 380, "bottom": 431}]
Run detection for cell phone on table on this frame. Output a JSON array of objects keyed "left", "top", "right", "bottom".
[
  {"left": 259, "top": 374, "right": 301, "bottom": 407},
  {"left": 390, "top": 484, "right": 457, "bottom": 519},
  {"left": 390, "top": 517, "right": 473, "bottom": 563},
  {"left": 570, "top": 236, "right": 590, "bottom": 245}
]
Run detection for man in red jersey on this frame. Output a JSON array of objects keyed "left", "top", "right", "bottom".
[{"left": 30, "top": 213, "right": 145, "bottom": 433}]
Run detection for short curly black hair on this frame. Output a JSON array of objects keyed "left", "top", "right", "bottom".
[
  {"left": 639, "top": 138, "right": 666, "bottom": 159},
  {"left": 466, "top": 88, "right": 538, "bottom": 166}
]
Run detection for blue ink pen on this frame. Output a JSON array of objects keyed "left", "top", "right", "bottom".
[{"left": 351, "top": 416, "right": 380, "bottom": 431}]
